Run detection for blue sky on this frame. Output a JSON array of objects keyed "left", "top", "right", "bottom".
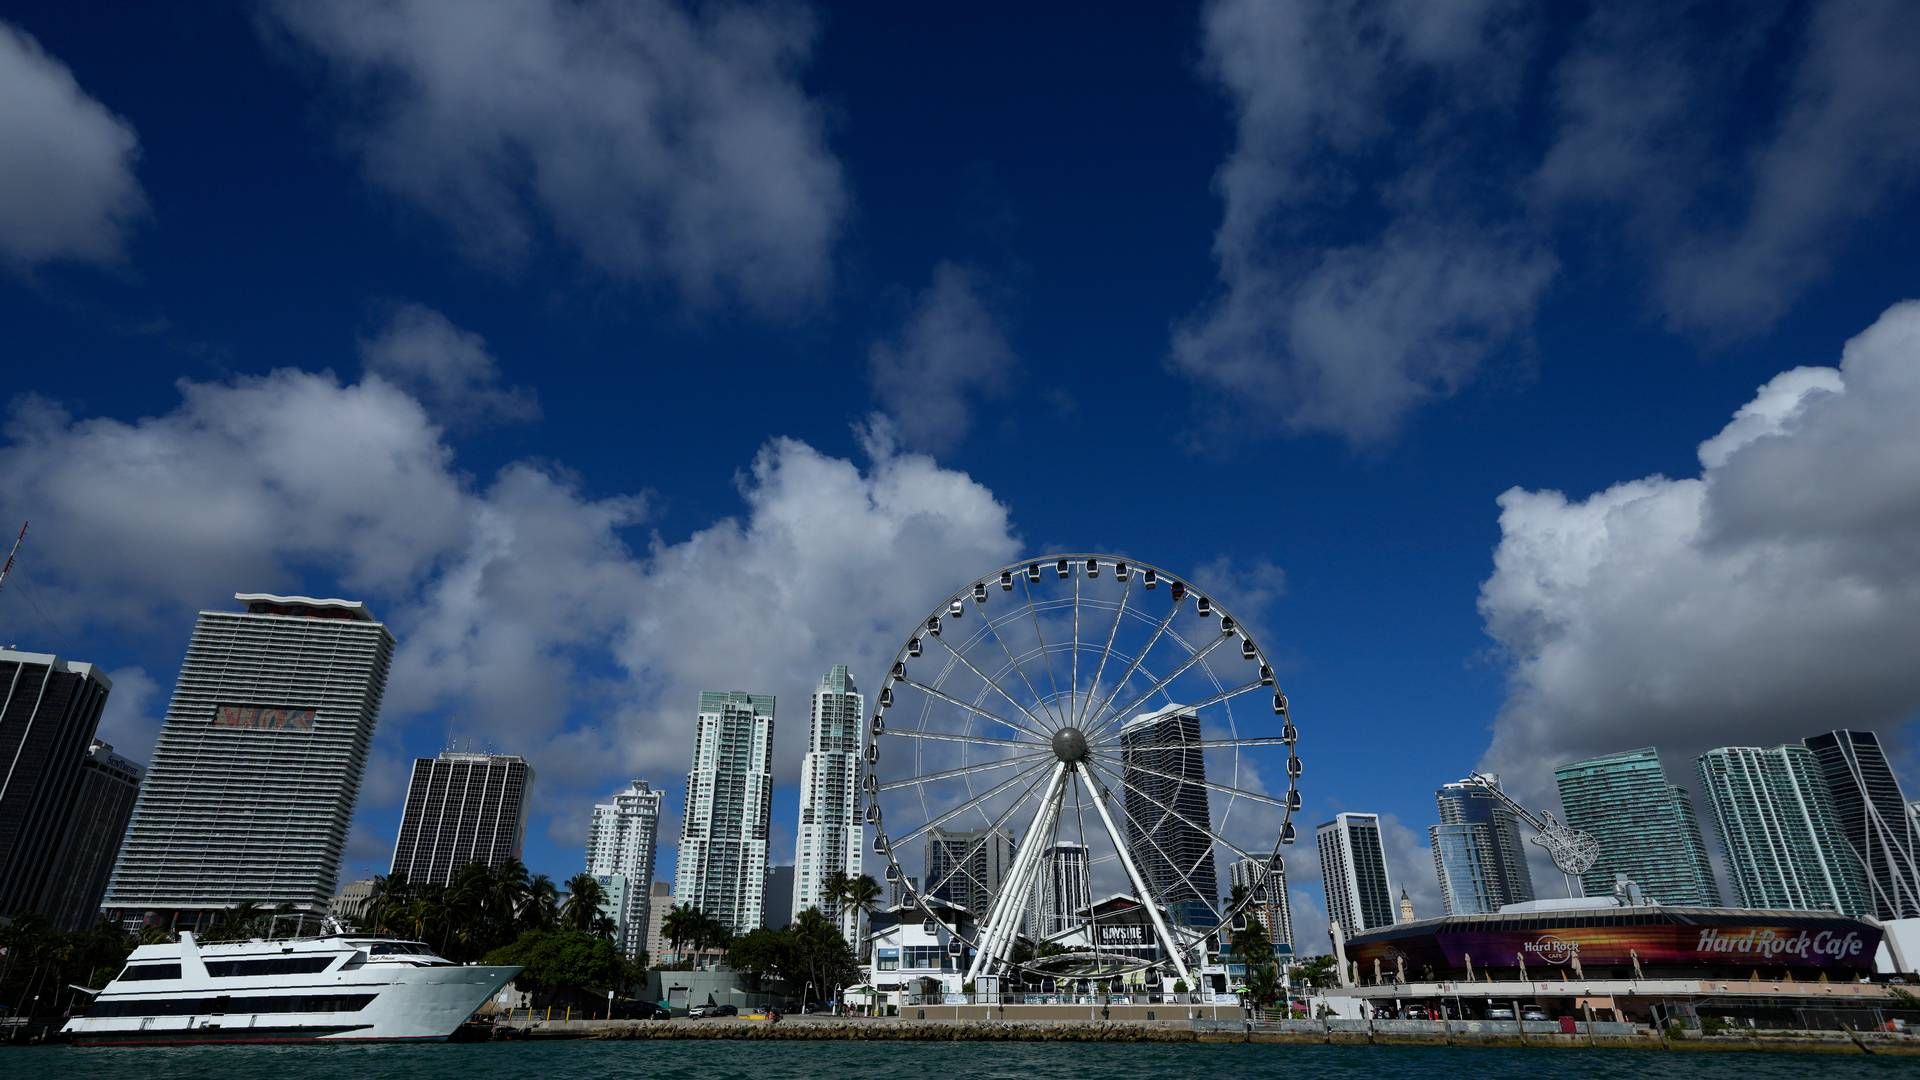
[{"left": 3, "top": 2, "right": 1918, "bottom": 943}]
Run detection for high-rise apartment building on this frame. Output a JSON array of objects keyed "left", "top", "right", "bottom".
[
  {"left": 1032, "top": 841, "right": 1091, "bottom": 939},
  {"left": 1429, "top": 776, "right": 1534, "bottom": 916},
  {"left": 925, "top": 826, "right": 1015, "bottom": 919},
  {"left": 1227, "top": 855, "right": 1294, "bottom": 952},
  {"left": 1554, "top": 747, "right": 1720, "bottom": 906},
  {"left": 643, "top": 880, "right": 672, "bottom": 963},
  {"left": 791, "top": 665, "right": 864, "bottom": 944},
  {"left": 587, "top": 779, "right": 665, "bottom": 959},
  {"left": 106, "top": 595, "right": 394, "bottom": 926},
  {"left": 40, "top": 739, "right": 142, "bottom": 930},
  {"left": 0, "top": 650, "right": 113, "bottom": 922},
  {"left": 1804, "top": 730, "right": 1920, "bottom": 918},
  {"left": 1119, "top": 704, "right": 1219, "bottom": 927},
  {"left": 389, "top": 751, "right": 531, "bottom": 886},
  {"left": 1696, "top": 745, "right": 1869, "bottom": 915},
  {"left": 674, "top": 691, "right": 774, "bottom": 935},
  {"left": 1318, "top": 813, "right": 1396, "bottom": 933}
]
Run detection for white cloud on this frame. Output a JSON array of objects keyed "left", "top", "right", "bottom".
[
  {"left": 267, "top": 0, "right": 844, "bottom": 310},
  {"left": 867, "top": 263, "right": 1016, "bottom": 454},
  {"left": 1177, "top": 1, "right": 1550, "bottom": 445},
  {"left": 1478, "top": 299, "right": 1920, "bottom": 804},
  {"left": 95, "top": 665, "right": 164, "bottom": 764},
  {"left": 0, "top": 21, "right": 146, "bottom": 270},
  {"left": 360, "top": 304, "right": 539, "bottom": 428}
]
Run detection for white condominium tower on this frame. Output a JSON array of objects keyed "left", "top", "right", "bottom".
[
  {"left": 1228, "top": 855, "right": 1294, "bottom": 951},
  {"left": 389, "top": 751, "right": 532, "bottom": 887},
  {"left": 1317, "top": 812, "right": 1396, "bottom": 934},
  {"left": 105, "top": 595, "right": 394, "bottom": 927},
  {"left": 586, "top": 779, "right": 665, "bottom": 959},
  {"left": 791, "top": 665, "right": 864, "bottom": 944},
  {"left": 1032, "top": 841, "right": 1091, "bottom": 939},
  {"left": 675, "top": 690, "right": 775, "bottom": 935}
]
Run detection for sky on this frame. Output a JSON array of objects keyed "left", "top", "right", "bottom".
[{"left": 3, "top": 1, "right": 1920, "bottom": 951}]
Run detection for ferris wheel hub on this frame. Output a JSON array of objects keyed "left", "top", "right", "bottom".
[{"left": 1051, "top": 726, "right": 1090, "bottom": 763}]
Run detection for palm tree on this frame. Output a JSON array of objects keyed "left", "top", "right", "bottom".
[
  {"left": 820, "top": 870, "right": 853, "bottom": 925},
  {"left": 661, "top": 903, "right": 698, "bottom": 965},
  {"left": 562, "top": 873, "right": 607, "bottom": 933},
  {"left": 524, "top": 874, "right": 560, "bottom": 931},
  {"left": 841, "top": 873, "right": 881, "bottom": 934}
]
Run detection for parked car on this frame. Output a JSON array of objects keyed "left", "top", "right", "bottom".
[
  {"left": 1521, "top": 1005, "right": 1549, "bottom": 1022},
  {"left": 689, "top": 1003, "right": 738, "bottom": 1019},
  {"left": 1403, "top": 1005, "right": 1431, "bottom": 1020},
  {"left": 611, "top": 999, "right": 671, "bottom": 1020},
  {"left": 1487, "top": 1006, "right": 1516, "bottom": 1021}
]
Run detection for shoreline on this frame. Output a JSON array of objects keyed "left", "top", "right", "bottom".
[{"left": 482, "top": 1018, "right": 1920, "bottom": 1054}]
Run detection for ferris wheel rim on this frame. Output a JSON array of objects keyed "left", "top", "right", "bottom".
[{"left": 868, "top": 553, "right": 1300, "bottom": 980}]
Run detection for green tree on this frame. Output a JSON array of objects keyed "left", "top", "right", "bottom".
[
  {"left": 1291, "top": 954, "right": 1338, "bottom": 991},
  {"left": 727, "top": 927, "right": 792, "bottom": 990},
  {"left": 482, "top": 928, "right": 626, "bottom": 1001},
  {"left": 561, "top": 873, "right": 608, "bottom": 934},
  {"left": 787, "top": 908, "right": 858, "bottom": 1005},
  {"left": 524, "top": 874, "right": 560, "bottom": 931},
  {"left": 661, "top": 902, "right": 699, "bottom": 966}
]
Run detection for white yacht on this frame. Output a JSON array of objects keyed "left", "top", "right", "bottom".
[{"left": 62, "top": 924, "right": 519, "bottom": 1045}]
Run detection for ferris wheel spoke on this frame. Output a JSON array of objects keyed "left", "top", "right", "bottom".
[
  {"left": 918, "top": 759, "right": 1057, "bottom": 904},
  {"left": 899, "top": 675, "right": 1052, "bottom": 744},
  {"left": 1085, "top": 763, "right": 1220, "bottom": 929},
  {"left": 1018, "top": 573, "right": 1067, "bottom": 725},
  {"left": 1092, "top": 752, "right": 1293, "bottom": 811},
  {"left": 1078, "top": 600, "right": 1180, "bottom": 744},
  {"left": 890, "top": 755, "right": 1054, "bottom": 848},
  {"left": 920, "top": 636, "right": 1057, "bottom": 740},
  {"left": 1076, "top": 762, "right": 1194, "bottom": 985},
  {"left": 968, "top": 762, "right": 1068, "bottom": 980},
  {"left": 1086, "top": 679, "right": 1267, "bottom": 747},
  {"left": 878, "top": 748, "right": 1054, "bottom": 793},
  {"left": 1084, "top": 757, "right": 1262, "bottom": 866},
  {"left": 1076, "top": 570, "right": 1133, "bottom": 728},
  {"left": 982, "top": 608, "right": 1058, "bottom": 732},
  {"left": 886, "top": 728, "right": 1046, "bottom": 752},
  {"left": 1083, "top": 631, "right": 1234, "bottom": 742},
  {"left": 1070, "top": 571, "right": 1082, "bottom": 724}
]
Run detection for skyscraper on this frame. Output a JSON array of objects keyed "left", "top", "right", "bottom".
[
  {"left": 925, "top": 826, "right": 1015, "bottom": 919},
  {"left": 1227, "top": 856, "right": 1294, "bottom": 952},
  {"left": 1804, "top": 730, "right": 1920, "bottom": 918},
  {"left": 1119, "top": 704, "right": 1219, "bottom": 927},
  {"left": 106, "top": 594, "right": 394, "bottom": 927},
  {"left": 1429, "top": 775, "right": 1535, "bottom": 915},
  {"left": 643, "top": 880, "right": 672, "bottom": 963},
  {"left": 0, "top": 649, "right": 113, "bottom": 923},
  {"left": 1554, "top": 747, "right": 1720, "bottom": 906},
  {"left": 791, "top": 665, "right": 864, "bottom": 944},
  {"left": 39, "top": 739, "right": 142, "bottom": 930},
  {"left": 587, "top": 780, "right": 665, "bottom": 959},
  {"left": 674, "top": 691, "right": 774, "bottom": 935},
  {"left": 1696, "top": 744, "right": 1870, "bottom": 915},
  {"left": 389, "top": 751, "right": 532, "bottom": 886},
  {"left": 1032, "top": 841, "right": 1091, "bottom": 939},
  {"left": 1317, "top": 812, "right": 1396, "bottom": 933}
]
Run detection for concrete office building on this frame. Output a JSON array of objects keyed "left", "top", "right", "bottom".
[
  {"left": 1697, "top": 744, "right": 1871, "bottom": 915},
  {"left": 587, "top": 779, "right": 665, "bottom": 959},
  {"left": 674, "top": 691, "right": 775, "bottom": 936},
  {"left": 0, "top": 650, "right": 113, "bottom": 923},
  {"left": 389, "top": 751, "right": 531, "bottom": 886},
  {"left": 1318, "top": 812, "right": 1396, "bottom": 934},
  {"left": 791, "top": 665, "right": 864, "bottom": 944},
  {"left": 1804, "top": 730, "right": 1920, "bottom": 918},
  {"left": 39, "top": 739, "right": 142, "bottom": 930},
  {"left": 105, "top": 595, "right": 394, "bottom": 927},
  {"left": 1554, "top": 747, "right": 1721, "bottom": 906},
  {"left": 1032, "top": 841, "right": 1091, "bottom": 939}
]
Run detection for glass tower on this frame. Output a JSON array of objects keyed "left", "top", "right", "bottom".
[
  {"left": 1803, "top": 730, "right": 1920, "bottom": 918},
  {"left": 0, "top": 649, "right": 113, "bottom": 926},
  {"left": 1032, "top": 841, "right": 1091, "bottom": 939},
  {"left": 1317, "top": 812, "right": 1396, "bottom": 933},
  {"left": 1119, "top": 704, "right": 1219, "bottom": 927},
  {"left": 1696, "top": 744, "right": 1870, "bottom": 915},
  {"left": 791, "top": 665, "right": 864, "bottom": 945},
  {"left": 105, "top": 595, "right": 394, "bottom": 927},
  {"left": 389, "top": 751, "right": 532, "bottom": 886},
  {"left": 925, "top": 826, "right": 1015, "bottom": 920},
  {"left": 1429, "top": 775, "right": 1535, "bottom": 915},
  {"left": 1554, "top": 747, "right": 1720, "bottom": 905},
  {"left": 674, "top": 690, "right": 775, "bottom": 935}
]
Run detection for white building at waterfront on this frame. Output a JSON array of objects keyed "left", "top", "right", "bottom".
[
  {"left": 1317, "top": 812, "right": 1396, "bottom": 935},
  {"left": 791, "top": 665, "right": 864, "bottom": 944},
  {"left": 674, "top": 691, "right": 775, "bottom": 935},
  {"left": 587, "top": 779, "right": 665, "bottom": 958},
  {"left": 1227, "top": 855, "right": 1294, "bottom": 952},
  {"left": 105, "top": 595, "right": 394, "bottom": 927}
]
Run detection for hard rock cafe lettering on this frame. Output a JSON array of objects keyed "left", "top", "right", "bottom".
[{"left": 1695, "top": 927, "right": 1866, "bottom": 962}]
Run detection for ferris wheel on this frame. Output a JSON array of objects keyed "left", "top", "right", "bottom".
[{"left": 865, "top": 555, "right": 1301, "bottom": 985}]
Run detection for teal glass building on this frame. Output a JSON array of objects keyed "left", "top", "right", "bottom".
[
  {"left": 1554, "top": 747, "right": 1721, "bottom": 905},
  {"left": 1696, "top": 744, "right": 1870, "bottom": 915}
]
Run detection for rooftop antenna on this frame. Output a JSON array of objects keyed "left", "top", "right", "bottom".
[{"left": 0, "top": 521, "right": 25, "bottom": 600}]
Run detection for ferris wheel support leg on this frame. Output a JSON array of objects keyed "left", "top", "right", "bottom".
[
  {"left": 1079, "top": 762, "right": 1194, "bottom": 988},
  {"left": 966, "top": 761, "right": 1067, "bottom": 984}
]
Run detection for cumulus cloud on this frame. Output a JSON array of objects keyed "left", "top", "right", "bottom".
[
  {"left": 266, "top": 0, "right": 844, "bottom": 310},
  {"left": 867, "top": 263, "right": 1016, "bottom": 454},
  {"left": 0, "top": 21, "right": 146, "bottom": 270},
  {"left": 1177, "top": 0, "right": 1551, "bottom": 445},
  {"left": 360, "top": 304, "right": 539, "bottom": 428},
  {"left": 1478, "top": 299, "right": 1920, "bottom": 804}
]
